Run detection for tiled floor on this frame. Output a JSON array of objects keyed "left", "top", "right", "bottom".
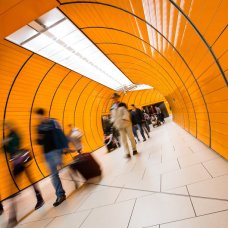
[{"left": 1, "top": 118, "right": 228, "bottom": 228}]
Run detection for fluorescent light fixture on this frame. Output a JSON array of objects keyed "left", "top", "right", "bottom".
[
  {"left": 116, "top": 84, "right": 153, "bottom": 92},
  {"left": 129, "top": 84, "right": 153, "bottom": 91},
  {"left": 6, "top": 8, "right": 133, "bottom": 90}
]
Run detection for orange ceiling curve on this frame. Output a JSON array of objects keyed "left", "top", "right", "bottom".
[{"left": 58, "top": 0, "right": 228, "bottom": 158}]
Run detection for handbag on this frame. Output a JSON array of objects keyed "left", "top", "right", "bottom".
[{"left": 10, "top": 149, "right": 32, "bottom": 175}]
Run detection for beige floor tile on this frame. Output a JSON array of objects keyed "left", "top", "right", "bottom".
[
  {"left": 191, "top": 197, "right": 228, "bottom": 216},
  {"left": 78, "top": 187, "right": 121, "bottom": 211},
  {"left": 162, "top": 164, "right": 211, "bottom": 190},
  {"left": 161, "top": 210, "right": 228, "bottom": 228},
  {"left": 145, "top": 160, "right": 180, "bottom": 176},
  {"left": 18, "top": 218, "right": 53, "bottom": 228},
  {"left": 124, "top": 174, "right": 160, "bottom": 192},
  {"left": 128, "top": 193, "right": 195, "bottom": 228},
  {"left": 116, "top": 188, "right": 153, "bottom": 202},
  {"left": 163, "top": 186, "right": 188, "bottom": 196},
  {"left": 47, "top": 210, "right": 91, "bottom": 228},
  {"left": 203, "top": 158, "right": 228, "bottom": 177},
  {"left": 81, "top": 200, "right": 135, "bottom": 228},
  {"left": 187, "top": 175, "right": 228, "bottom": 200},
  {"left": 178, "top": 152, "right": 218, "bottom": 168}
]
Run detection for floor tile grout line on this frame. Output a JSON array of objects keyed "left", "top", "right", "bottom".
[
  {"left": 188, "top": 146, "right": 195, "bottom": 153},
  {"left": 201, "top": 162, "right": 214, "bottom": 179},
  {"left": 142, "top": 208, "right": 228, "bottom": 228},
  {"left": 127, "top": 198, "right": 137, "bottom": 228},
  {"left": 186, "top": 185, "right": 197, "bottom": 217},
  {"left": 20, "top": 188, "right": 95, "bottom": 225},
  {"left": 76, "top": 198, "right": 141, "bottom": 219},
  {"left": 79, "top": 209, "right": 93, "bottom": 228},
  {"left": 172, "top": 157, "right": 220, "bottom": 171},
  {"left": 142, "top": 168, "right": 147, "bottom": 180},
  {"left": 44, "top": 218, "right": 55, "bottom": 228},
  {"left": 88, "top": 182, "right": 228, "bottom": 202},
  {"left": 160, "top": 174, "right": 162, "bottom": 192},
  {"left": 177, "top": 158, "right": 181, "bottom": 169},
  {"left": 114, "top": 187, "right": 123, "bottom": 203}
]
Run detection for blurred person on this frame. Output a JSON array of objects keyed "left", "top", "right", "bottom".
[
  {"left": 132, "top": 124, "right": 140, "bottom": 142},
  {"left": 131, "top": 104, "right": 149, "bottom": 141},
  {"left": 110, "top": 93, "right": 137, "bottom": 158},
  {"left": 67, "top": 124, "right": 83, "bottom": 154},
  {"left": 1, "top": 122, "right": 44, "bottom": 226},
  {"left": 34, "top": 108, "right": 68, "bottom": 207},
  {"left": 103, "top": 117, "right": 119, "bottom": 152},
  {"left": 0, "top": 200, "right": 3, "bottom": 215},
  {"left": 155, "top": 105, "right": 165, "bottom": 124},
  {"left": 142, "top": 109, "right": 151, "bottom": 132}
]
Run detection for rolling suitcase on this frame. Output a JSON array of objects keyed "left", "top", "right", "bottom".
[{"left": 70, "top": 153, "right": 101, "bottom": 180}]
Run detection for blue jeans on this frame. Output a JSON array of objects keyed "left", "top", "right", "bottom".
[
  {"left": 132, "top": 125, "right": 139, "bottom": 140},
  {"left": 137, "top": 124, "right": 146, "bottom": 140},
  {"left": 44, "top": 149, "right": 65, "bottom": 198}
]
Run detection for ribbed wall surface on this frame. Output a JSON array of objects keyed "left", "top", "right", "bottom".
[
  {"left": 0, "top": 40, "right": 163, "bottom": 199},
  {"left": 59, "top": 0, "right": 228, "bottom": 158}
]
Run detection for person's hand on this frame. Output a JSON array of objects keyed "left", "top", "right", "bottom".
[{"left": 63, "top": 148, "right": 75, "bottom": 154}]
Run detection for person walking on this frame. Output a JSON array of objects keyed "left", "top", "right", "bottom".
[
  {"left": 2, "top": 122, "right": 44, "bottom": 226},
  {"left": 110, "top": 93, "right": 137, "bottom": 158},
  {"left": 0, "top": 200, "right": 3, "bottom": 215},
  {"left": 130, "top": 104, "right": 149, "bottom": 141},
  {"left": 34, "top": 108, "right": 68, "bottom": 207},
  {"left": 155, "top": 105, "right": 164, "bottom": 124},
  {"left": 142, "top": 110, "right": 151, "bottom": 132},
  {"left": 67, "top": 124, "right": 83, "bottom": 154}
]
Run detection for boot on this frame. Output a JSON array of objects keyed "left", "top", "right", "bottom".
[
  {"left": 35, "top": 192, "right": 44, "bottom": 210},
  {"left": 7, "top": 217, "right": 17, "bottom": 228},
  {"left": 0, "top": 202, "right": 3, "bottom": 215}
]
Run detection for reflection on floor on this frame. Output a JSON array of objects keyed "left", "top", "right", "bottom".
[{"left": 1, "top": 118, "right": 228, "bottom": 228}]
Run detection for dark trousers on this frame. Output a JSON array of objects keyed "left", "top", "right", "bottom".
[{"left": 136, "top": 124, "right": 146, "bottom": 140}]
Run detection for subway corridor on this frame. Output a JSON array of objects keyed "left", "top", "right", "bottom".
[
  {"left": 0, "top": 0, "right": 227, "bottom": 227},
  {"left": 0, "top": 118, "right": 227, "bottom": 227}
]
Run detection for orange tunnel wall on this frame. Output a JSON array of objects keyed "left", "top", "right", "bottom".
[
  {"left": 0, "top": 39, "right": 165, "bottom": 200},
  {"left": 58, "top": 0, "right": 227, "bottom": 158}
]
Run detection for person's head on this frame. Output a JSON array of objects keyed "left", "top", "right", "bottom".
[
  {"left": 131, "top": 104, "right": 136, "bottom": 110},
  {"left": 118, "top": 102, "right": 127, "bottom": 109},
  {"left": 4, "top": 121, "right": 15, "bottom": 131},
  {"left": 111, "top": 93, "right": 120, "bottom": 103},
  {"left": 34, "top": 108, "right": 46, "bottom": 121}
]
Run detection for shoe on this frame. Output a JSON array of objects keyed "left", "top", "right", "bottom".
[
  {"left": 53, "top": 195, "right": 66, "bottom": 207},
  {"left": 143, "top": 138, "right": 146, "bottom": 142},
  {"left": 125, "top": 154, "right": 131, "bottom": 159},
  {"left": 7, "top": 218, "right": 17, "bottom": 228},
  {"left": 35, "top": 198, "right": 45, "bottom": 210},
  {"left": 133, "top": 150, "right": 138, "bottom": 155}
]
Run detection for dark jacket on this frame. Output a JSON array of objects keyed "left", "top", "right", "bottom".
[
  {"left": 131, "top": 108, "right": 144, "bottom": 125},
  {"left": 4, "top": 130, "right": 20, "bottom": 159},
  {"left": 37, "top": 118, "right": 68, "bottom": 153}
]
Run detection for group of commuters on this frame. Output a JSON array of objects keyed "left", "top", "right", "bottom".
[
  {"left": 0, "top": 108, "right": 83, "bottom": 227},
  {"left": 0, "top": 94, "right": 165, "bottom": 226},
  {"left": 109, "top": 93, "right": 165, "bottom": 157}
]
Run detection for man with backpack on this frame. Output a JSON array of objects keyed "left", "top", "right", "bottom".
[
  {"left": 34, "top": 108, "right": 68, "bottom": 207},
  {"left": 130, "top": 104, "right": 149, "bottom": 141}
]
